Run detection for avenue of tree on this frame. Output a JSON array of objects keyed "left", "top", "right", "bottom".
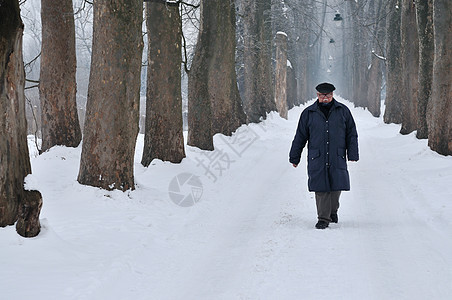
[{"left": 0, "top": 0, "right": 451, "bottom": 236}]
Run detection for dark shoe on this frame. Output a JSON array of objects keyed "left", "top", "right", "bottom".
[
  {"left": 315, "top": 220, "right": 329, "bottom": 229},
  {"left": 330, "top": 213, "right": 338, "bottom": 223}
]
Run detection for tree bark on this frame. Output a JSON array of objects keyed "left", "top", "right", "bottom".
[
  {"left": 367, "top": 0, "right": 385, "bottom": 118},
  {"left": 415, "top": 0, "right": 434, "bottom": 139},
  {"left": 367, "top": 55, "right": 382, "bottom": 117},
  {"left": 187, "top": 1, "right": 214, "bottom": 151},
  {"left": 39, "top": 0, "right": 81, "bottom": 152},
  {"left": 349, "top": 0, "right": 368, "bottom": 108},
  {"left": 141, "top": 2, "right": 185, "bottom": 167},
  {"left": 384, "top": 0, "right": 403, "bottom": 124},
  {"left": 188, "top": 0, "right": 246, "bottom": 149},
  {"left": 16, "top": 190, "right": 42, "bottom": 237},
  {"left": 275, "top": 32, "right": 288, "bottom": 120},
  {"left": 287, "top": 63, "right": 297, "bottom": 109},
  {"left": 428, "top": 0, "right": 452, "bottom": 155},
  {"left": 399, "top": 0, "right": 419, "bottom": 135},
  {"left": 0, "top": 0, "right": 33, "bottom": 226},
  {"left": 241, "top": 0, "right": 275, "bottom": 123},
  {"left": 78, "top": 0, "right": 143, "bottom": 191}
]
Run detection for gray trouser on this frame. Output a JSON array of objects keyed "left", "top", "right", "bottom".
[{"left": 315, "top": 191, "right": 341, "bottom": 222}]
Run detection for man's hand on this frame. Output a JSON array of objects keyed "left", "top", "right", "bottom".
[{"left": 292, "top": 163, "right": 298, "bottom": 168}]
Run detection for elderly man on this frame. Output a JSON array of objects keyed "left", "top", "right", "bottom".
[{"left": 289, "top": 82, "right": 359, "bottom": 229}]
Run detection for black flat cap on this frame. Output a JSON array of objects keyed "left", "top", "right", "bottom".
[{"left": 315, "top": 82, "right": 336, "bottom": 93}]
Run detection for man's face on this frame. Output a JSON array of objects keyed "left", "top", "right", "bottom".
[{"left": 317, "top": 92, "right": 333, "bottom": 103}]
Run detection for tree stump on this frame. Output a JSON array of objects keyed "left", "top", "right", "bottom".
[{"left": 16, "top": 190, "right": 43, "bottom": 238}]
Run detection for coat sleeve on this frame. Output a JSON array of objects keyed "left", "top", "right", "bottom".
[
  {"left": 289, "top": 111, "right": 309, "bottom": 165},
  {"left": 345, "top": 108, "right": 359, "bottom": 161}
]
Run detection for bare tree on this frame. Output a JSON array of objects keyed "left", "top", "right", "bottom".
[
  {"left": 366, "top": 0, "right": 386, "bottom": 117},
  {"left": 415, "top": 0, "right": 433, "bottom": 139},
  {"left": 78, "top": 0, "right": 143, "bottom": 191},
  {"left": 240, "top": 0, "right": 275, "bottom": 123},
  {"left": 188, "top": 0, "right": 246, "bottom": 150},
  {"left": 0, "top": 0, "right": 41, "bottom": 231},
  {"left": 39, "top": 0, "right": 82, "bottom": 152},
  {"left": 275, "top": 32, "right": 288, "bottom": 119},
  {"left": 428, "top": 0, "right": 452, "bottom": 155},
  {"left": 141, "top": 1, "right": 186, "bottom": 166},
  {"left": 384, "top": 0, "right": 403, "bottom": 124},
  {"left": 399, "top": 0, "right": 419, "bottom": 135}
]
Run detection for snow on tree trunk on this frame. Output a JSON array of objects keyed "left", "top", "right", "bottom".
[
  {"left": 428, "top": 0, "right": 452, "bottom": 155},
  {"left": 241, "top": 0, "right": 275, "bottom": 123},
  {"left": 275, "top": 32, "right": 288, "bottom": 120},
  {"left": 399, "top": 0, "right": 419, "bottom": 135},
  {"left": 39, "top": 0, "right": 81, "bottom": 152},
  {"left": 415, "top": 0, "right": 434, "bottom": 139},
  {"left": 77, "top": 0, "right": 143, "bottom": 191},
  {"left": 0, "top": 0, "right": 40, "bottom": 227},
  {"left": 141, "top": 2, "right": 185, "bottom": 167},
  {"left": 384, "top": 0, "right": 403, "bottom": 124}
]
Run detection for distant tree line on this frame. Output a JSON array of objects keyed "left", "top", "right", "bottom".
[{"left": 1, "top": 0, "right": 450, "bottom": 235}]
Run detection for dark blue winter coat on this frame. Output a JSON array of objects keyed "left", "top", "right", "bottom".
[{"left": 289, "top": 99, "right": 359, "bottom": 192}]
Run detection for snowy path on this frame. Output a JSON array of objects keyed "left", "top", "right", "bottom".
[{"left": 2, "top": 99, "right": 452, "bottom": 299}]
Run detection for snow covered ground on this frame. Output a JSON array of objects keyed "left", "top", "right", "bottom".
[{"left": 2, "top": 97, "right": 452, "bottom": 300}]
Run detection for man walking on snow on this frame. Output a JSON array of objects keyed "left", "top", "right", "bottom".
[{"left": 289, "top": 83, "right": 359, "bottom": 229}]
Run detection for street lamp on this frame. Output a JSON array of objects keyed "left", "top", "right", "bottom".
[{"left": 333, "top": 12, "right": 343, "bottom": 28}]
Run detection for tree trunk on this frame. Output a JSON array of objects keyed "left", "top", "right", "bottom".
[
  {"left": 141, "top": 2, "right": 185, "bottom": 167},
  {"left": 187, "top": 1, "right": 214, "bottom": 151},
  {"left": 275, "top": 32, "right": 288, "bottom": 120},
  {"left": 16, "top": 190, "right": 42, "bottom": 237},
  {"left": 78, "top": 0, "right": 143, "bottom": 191},
  {"left": 367, "top": 0, "right": 385, "bottom": 118},
  {"left": 428, "top": 0, "right": 452, "bottom": 155},
  {"left": 242, "top": 0, "right": 275, "bottom": 123},
  {"left": 39, "top": 0, "right": 81, "bottom": 152},
  {"left": 287, "top": 63, "right": 297, "bottom": 109},
  {"left": 367, "top": 55, "right": 382, "bottom": 117},
  {"left": 415, "top": 0, "right": 434, "bottom": 139},
  {"left": 188, "top": 0, "right": 246, "bottom": 149},
  {"left": 399, "top": 0, "right": 419, "bottom": 135},
  {"left": 349, "top": 0, "right": 368, "bottom": 108},
  {"left": 0, "top": 0, "right": 33, "bottom": 226},
  {"left": 384, "top": 0, "right": 403, "bottom": 124}
]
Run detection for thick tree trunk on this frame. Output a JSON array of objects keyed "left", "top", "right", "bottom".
[
  {"left": 187, "top": 1, "right": 214, "bottom": 151},
  {"left": 16, "top": 190, "right": 42, "bottom": 237},
  {"left": 399, "top": 0, "right": 419, "bottom": 135},
  {"left": 384, "top": 0, "right": 403, "bottom": 124},
  {"left": 188, "top": 0, "right": 246, "bottom": 149},
  {"left": 275, "top": 32, "right": 288, "bottom": 120},
  {"left": 242, "top": 0, "right": 275, "bottom": 123},
  {"left": 428, "top": 0, "right": 452, "bottom": 155},
  {"left": 0, "top": 0, "right": 33, "bottom": 226},
  {"left": 39, "top": 0, "right": 81, "bottom": 152},
  {"left": 141, "top": 2, "right": 185, "bottom": 167},
  {"left": 78, "top": 0, "right": 143, "bottom": 191},
  {"left": 415, "top": 0, "right": 434, "bottom": 139}
]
